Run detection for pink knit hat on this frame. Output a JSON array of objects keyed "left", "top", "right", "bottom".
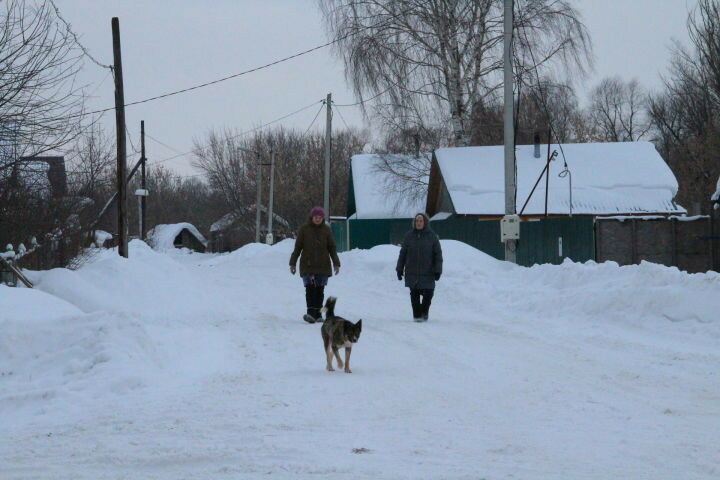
[{"left": 310, "top": 206, "right": 325, "bottom": 218}]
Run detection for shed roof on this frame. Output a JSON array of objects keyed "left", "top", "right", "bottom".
[
  {"left": 147, "top": 223, "right": 207, "bottom": 250},
  {"left": 349, "top": 153, "right": 429, "bottom": 219},
  {"left": 432, "top": 142, "right": 685, "bottom": 216},
  {"left": 210, "top": 205, "right": 290, "bottom": 233}
]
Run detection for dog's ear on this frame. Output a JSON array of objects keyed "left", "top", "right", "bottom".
[{"left": 356, "top": 319, "right": 362, "bottom": 330}]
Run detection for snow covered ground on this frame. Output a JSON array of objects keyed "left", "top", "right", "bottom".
[{"left": 1, "top": 239, "right": 719, "bottom": 479}]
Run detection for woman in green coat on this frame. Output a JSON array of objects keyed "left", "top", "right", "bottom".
[{"left": 289, "top": 206, "right": 340, "bottom": 323}]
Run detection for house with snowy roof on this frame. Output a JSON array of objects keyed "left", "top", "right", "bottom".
[
  {"left": 421, "top": 141, "right": 689, "bottom": 266},
  {"left": 426, "top": 141, "right": 685, "bottom": 219},
  {"left": 209, "top": 205, "right": 292, "bottom": 252},
  {"left": 337, "top": 153, "right": 429, "bottom": 250},
  {"left": 147, "top": 223, "right": 207, "bottom": 252}
]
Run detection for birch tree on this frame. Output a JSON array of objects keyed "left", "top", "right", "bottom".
[{"left": 319, "top": 0, "right": 591, "bottom": 147}]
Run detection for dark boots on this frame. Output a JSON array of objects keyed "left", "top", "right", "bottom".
[
  {"left": 410, "top": 289, "right": 434, "bottom": 322},
  {"left": 304, "top": 285, "right": 325, "bottom": 323}
]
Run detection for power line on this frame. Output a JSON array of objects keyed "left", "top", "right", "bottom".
[
  {"left": 331, "top": 101, "right": 353, "bottom": 131},
  {"left": 59, "top": 19, "right": 396, "bottom": 120},
  {"left": 332, "top": 86, "right": 393, "bottom": 107},
  {"left": 148, "top": 99, "right": 324, "bottom": 166},
  {"left": 302, "top": 102, "right": 326, "bottom": 136},
  {"left": 146, "top": 133, "right": 186, "bottom": 155},
  {"left": 48, "top": 0, "right": 113, "bottom": 70},
  {"left": 58, "top": 4, "right": 422, "bottom": 121}
]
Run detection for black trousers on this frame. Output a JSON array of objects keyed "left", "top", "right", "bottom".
[
  {"left": 410, "top": 288, "right": 434, "bottom": 318},
  {"left": 305, "top": 285, "right": 325, "bottom": 319}
]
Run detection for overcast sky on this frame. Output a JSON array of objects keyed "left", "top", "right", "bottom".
[{"left": 58, "top": 0, "right": 696, "bottom": 175}]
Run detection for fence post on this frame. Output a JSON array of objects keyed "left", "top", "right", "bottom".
[
  {"left": 631, "top": 219, "right": 637, "bottom": 264},
  {"left": 671, "top": 217, "right": 677, "bottom": 267}
]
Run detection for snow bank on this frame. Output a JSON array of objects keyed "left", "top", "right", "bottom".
[{"left": 2, "top": 237, "right": 718, "bottom": 479}]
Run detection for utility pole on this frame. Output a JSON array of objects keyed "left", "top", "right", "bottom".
[
  {"left": 140, "top": 120, "right": 147, "bottom": 240},
  {"left": 266, "top": 149, "right": 276, "bottom": 244},
  {"left": 255, "top": 151, "right": 262, "bottom": 243},
  {"left": 324, "top": 92, "right": 332, "bottom": 220},
  {"left": 112, "top": 17, "right": 128, "bottom": 258},
  {"left": 501, "top": 0, "right": 519, "bottom": 263}
]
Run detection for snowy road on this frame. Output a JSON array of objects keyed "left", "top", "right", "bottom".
[{"left": 1, "top": 240, "right": 719, "bottom": 479}]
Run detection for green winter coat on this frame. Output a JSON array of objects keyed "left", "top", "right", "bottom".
[{"left": 289, "top": 221, "right": 340, "bottom": 277}]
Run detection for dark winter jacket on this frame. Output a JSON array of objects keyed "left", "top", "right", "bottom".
[
  {"left": 289, "top": 220, "right": 340, "bottom": 277},
  {"left": 396, "top": 213, "right": 443, "bottom": 290}
]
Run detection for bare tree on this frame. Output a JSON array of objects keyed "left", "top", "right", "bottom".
[
  {"left": 0, "top": 0, "right": 93, "bottom": 246},
  {"left": 66, "top": 126, "right": 116, "bottom": 204},
  {"left": 588, "top": 77, "right": 649, "bottom": 142},
  {"left": 192, "top": 127, "right": 368, "bottom": 230},
  {"left": 647, "top": 0, "right": 720, "bottom": 214},
  {"left": 191, "top": 128, "right": 256, "bottom": 213},
  {"left": 319, "top": 0, "right": 591, "bottom": 147},
  {"left": 0, "top": 0, "right": 90, "bottom": 162}
]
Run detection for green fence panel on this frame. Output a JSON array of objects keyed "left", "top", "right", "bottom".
[
  {"left": 517, "top": 217, "right": 595, "bottom": 266},
  {"left": 431, "top": 218, "right": 504, "bottom": 260},
  {"left": 331, "top": 222, "right": 348, "bottom": 252},
  {"left": 334, "top": 216, "right": 595, "bottom": 266}
]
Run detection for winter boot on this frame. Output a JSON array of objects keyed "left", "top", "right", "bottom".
[
  {"left": 304, "top": 286, "right": 318, "bottom": 323},
  {"left": 420, "top": 289, "right": 434, "bottom": 322},
  {"left": 410, "top": 290, "right": 422, "bottom": 321},
  {"left": 313, "top": 285, "right": 325, "bottom": 322}
]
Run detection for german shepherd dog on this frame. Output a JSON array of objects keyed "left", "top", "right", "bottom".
[{"left": 320, "top": 297, "right": 362, "bottom": 373}]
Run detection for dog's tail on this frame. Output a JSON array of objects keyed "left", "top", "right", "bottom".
[{"left": 321, "top": 296, "right": 337, "bottom": 318}]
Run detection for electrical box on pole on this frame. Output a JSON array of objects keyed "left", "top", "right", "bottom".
[{"left": 500, "top": 214, "right": 520, "bottom": 242}]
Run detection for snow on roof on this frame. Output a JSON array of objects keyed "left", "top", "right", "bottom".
[
  {"left": 209, "top": 205, "right": 290, "bottom": 233},
  {"left": 350, "top": 153, "right": 429, "bottom": 219},
  {"left": 434, "top": 142, "right": 685, "bottom": 216},
  {"left": 147, "top": 223, "right": 207, "bottom": 250},
  {"left": 712, "top": 175, "right": 720, "bottom": 208}
]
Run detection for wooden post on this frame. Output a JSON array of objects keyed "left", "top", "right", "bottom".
[
  {"left": 112, "top": 18, "right": 128, "bottom": 258},
  {"left": 141, "top": 120, "right": 147, "bottom": 240},
  {"left": 324, "top": 93, "right": 332, "bottom": 219}
]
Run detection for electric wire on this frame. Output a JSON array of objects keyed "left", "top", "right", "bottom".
[
  {"left": 57, "top": 6, "right": 419, "bottom": 121},
  {"left": 49, "top": 0, "right": 113, "bottom": 70},
  {"left": 331, "top": 101, "right": 353, "bottom": 131},
  {"left": 302, "top": 102, "right": 326, "bottom": 137},
  {"left": 147, "top": 99, "right": 324, "bottom": 166}
]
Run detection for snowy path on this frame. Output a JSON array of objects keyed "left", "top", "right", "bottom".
[{"left": 1, "top": 240, "right": 719, "bottom": 479}]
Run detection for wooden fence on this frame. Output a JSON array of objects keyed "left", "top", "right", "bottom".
[{"left": 595, "top": 216, "right": 719, "bottom": 273}]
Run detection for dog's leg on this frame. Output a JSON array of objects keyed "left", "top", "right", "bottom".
[
  {"left": 332, "top": 346, "right": 343, "bottom": 369},
  {"left": 344, "top": 347, "right": 352, "bottom": 373},
  {"left": 325, "top": 346, "right": 335, "bottom": 371}
]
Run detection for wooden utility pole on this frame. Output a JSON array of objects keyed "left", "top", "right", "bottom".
[
  {"left": 140, "top": 120, "right": 147, "bottom": 240},
  {"left": 266, "top": 149, "right": 276, "bottom": 244},
  {"left": 323, "top": 92, "right": 332, "bottom": 219},
  {"left": 112, "top": 17, "right": 128, "bottom": 257},
  {"left": 502, "top": 0, "right": 518, "bottom": 263},
  {"left": 255, "top": 152, "right": 262, "bottom": 243}
]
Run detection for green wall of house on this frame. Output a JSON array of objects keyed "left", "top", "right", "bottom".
[{"left": 332, "top": 216, "right": 596, "bottom": 267}]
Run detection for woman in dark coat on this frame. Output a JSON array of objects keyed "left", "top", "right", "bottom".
[
  {"left": 396, "top": 212, "right": 443, "bottom": 322},
  {"left": 289, "top": 206, "right": 340, "bottom": 323}
]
